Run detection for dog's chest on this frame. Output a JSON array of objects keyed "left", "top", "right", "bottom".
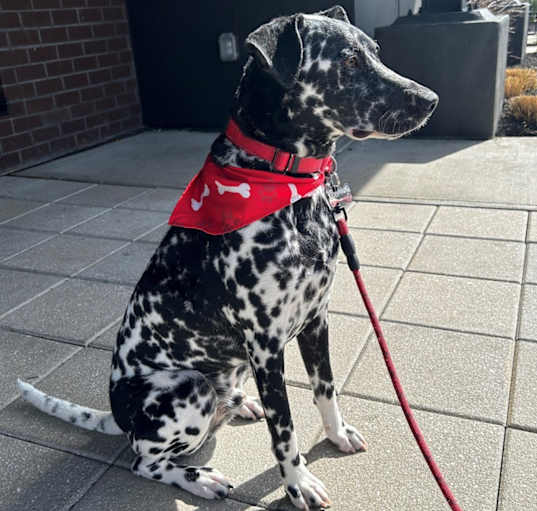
[{"left": 215, "top": 188, "right": 339, "bottom": 339}]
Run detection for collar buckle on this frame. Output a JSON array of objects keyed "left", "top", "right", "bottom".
[{"left": 271, "top": 149, "right": 302, "bottom": 174}]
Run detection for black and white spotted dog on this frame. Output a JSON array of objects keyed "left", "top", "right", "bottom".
[{"left": 18, "top": 6, "right": 437, "bottom": 509}]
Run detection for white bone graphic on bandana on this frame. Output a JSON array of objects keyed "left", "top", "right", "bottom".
[
  {"left": 288, "top": 183, "right": 302, "bottom": 204},
  {"left": 215, "top": 180, "right": 251, "bottom": 198},
  {"left": 191, "top": 184, "right": 210, "bottom": 211}
]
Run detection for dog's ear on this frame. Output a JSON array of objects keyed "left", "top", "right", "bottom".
[
  {"left": 318, "top": 5, "right": 351, "bottom": 24},
  {"left": 245, "top": 14, "right": 304, "bottom": 88}
]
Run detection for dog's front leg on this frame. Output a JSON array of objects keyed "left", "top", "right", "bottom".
[
  {"left": 297, "top": 313, "right": 367, "bottom": 454},
  {"left": 247, "top": 347, "right": 331, "bottom": 510}
]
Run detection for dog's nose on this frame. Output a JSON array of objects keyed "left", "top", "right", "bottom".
[{"left": 415, "top": 90, "right": 439, "bottom": 114}]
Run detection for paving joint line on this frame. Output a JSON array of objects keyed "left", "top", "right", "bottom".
[
  {"left": 352, "top": 195, "right": 537, "bottom": 212},
  {"left": 338, "top": 391, "right": 505, "bottom": 428},
  {"left": 493, "top": 211, "right": 531, "bottom": 511}
]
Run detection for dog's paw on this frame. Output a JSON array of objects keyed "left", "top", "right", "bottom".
[
  {"left": 178, "top": 467, "right": 234, "bottom": 500},
  {"left": 326, "top": 422, "right": 367, "bottom": 454},
  {"left": 236, "top": 395, "right": 265, "bottom": 421},
  {"left": 285, "top": 465, "right": 331, "bottom": 510}
]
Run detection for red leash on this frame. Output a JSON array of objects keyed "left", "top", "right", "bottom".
[{"left": 336, "top": 217, "right": 463, "bottom": 511}]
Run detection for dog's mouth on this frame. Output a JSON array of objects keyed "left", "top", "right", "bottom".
[{"left": 351, "top": 129, "right": 372, "bottom": 139}]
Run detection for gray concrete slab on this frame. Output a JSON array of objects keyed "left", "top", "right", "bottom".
[
  {"left": 0, "top": 347, "right": 128, "bottom": 462},
  {"left": 383, "top": 273, "right": 520, "bottom": 338},
  {"left": 410, "top": 235, "right": 525, "bottom": 282},
  {"left": 0, "top": 268, "right": 61, "bottom": 317},
  {"left": 340, "top": 228, "right": 421, "bottom": 269},
  {"left": 1, "top": 234, "right": 124, "bottom": 276},
  {"left": 337, "top": 137, "right": 537, "bottom": 207},
  {"left": 67, "top": 208, "right": 168, "bottom": 241},
  {"left": 523, "top": 243, "right": 537, "bottom": 284},
  {"left": 0, "top": 434, "right": 107, "bottom": 511},
  {"left": 0, "top": 330, "right": 77, "bottom": 408},
  {"left": 519, "top": 285, "right": 537, "bottom": 341},
  {"left": 88, "top": 319, "right": 120, "bottom": 350},
  {"left": 329, "top": 264, "right": 402, "bottom": 317},
  {"left": 344, "top": 322, "right": 513, "bottom": 423},
  {"left": 78, "top": 242, "right": 157, "bottom": 285},
  {"left": 3, "top": 203, "right": 107, "bottom": 233},
  {"left": 118, "top": 187, "right": 183, "bottom": 212},
  {"left": 0, "top": 228, "right": 54, "bottom": 261},
  {"left": 136, "top": 223, "right": 170, "bottom": 244},
  {"left": 428, "top": 207, "right": 528, "bottom": 241},
  {"left": 285, "top": 313, "right": 371, "bottom": 390},
  {"left": 528, "top": 212, "right": 537, "bottom": 242},
  {"left": 0, "top": 175, "right": 91, "bottom": 202},
  {"left": 509, "top": 340, "right": 537, "bottom": 430},
  {"left": 116, "top": 382, "right": 324, "bottom": 508},
  {"left": 265, "top": 396, "right": 504, "bottom": 511},
  {"left": 0, "top": 198, "right": 44, "bottom": 223},
  {"left": 71, "top": 466, "right": 264, "bottom": 511},
  {"left": 18, "top": 130, "right": 216, "bottom": 188},
  {"left": 57, "top": 184, "right": 148, "bottom": 208},
  {"left": 0, "top": 278, "right": 131, "bottom": 343},
  {"left": 346, "top": 201, "right": 435, "bottom": 232},
  {"left": 498, "top": 428, "right": 537, "bottom": 511}
]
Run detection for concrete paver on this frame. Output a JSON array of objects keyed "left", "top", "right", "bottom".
[
  {"left": 497, "top": 429, "right": 537, "bottom": 511},
  {"left": 67, "top": 208, "right": 168, "bottom": 240},
  {"left": 57, "top": 184, "right": 148, "bottom": 207},
  {"left": 0, "top": 228, "right": 54, "bottom": 261},
  {"left": 0, "top": 268, "right": 61, "bottom": 317},
  {"left": 78, "top": 242, "right": 157, "bottom": 285},
  {"left": 346, "top": 201, "right": 435, "bottom": 232},
  {"left": 519, "top": 284, "right": 537, "bottom": 341},
  {"left": 528, "top": 212, "right": 537, "bottom": 242},
  {"left": 523, "top": 243, "right": 537, "bottom": 284},
  {"left": 118, "top": 187, "right": 183, "bottom": 212},
  {"left": 0, "top": 278, "right": 131, "bottom": 343},
  {"left": 330, "top": 264, "right": 401, "bottom": 316},
  {"left": 0, "top": 347, "right": 128, "bottom": 462},
  {"left": 340, "top": 228, "right": 421, "bottom": 269},
  {"left": 0, "top": 176, "right": 90, "bottom": 202},
  {"left": 509, "top": 341, "right": 537, "bottom": 430},
  {"left": 428, "top": 207, "right": 528, "bottom": 241},
  {"left": 0, "top": 198, "right": 44, "bottom": 223},
  {"left": 383, "top": 272, "right": 520, "bottom": 338},
  {"left": 410, "top": 235, "right": 525, "bottom": 282},
  {"left": 3, "top": 203, "right": 106, "bottom": 233},
  {"left": 344, "top": 322, "right": 513, "bottom": 422},
  {"left": 136, "top": 223, "right": 170, "bottom": 244},
  {"left": 1, "top": 234, "right": 124, "bottom": 276},
  {"left": 0, "top": 330, "right": 77, "bottom": 408},
  {"left": 0, "top": 434, "right": 107, "bottom": 511},
  {"left": 88, "top": 319, "right": 121, "bottom": 350}
]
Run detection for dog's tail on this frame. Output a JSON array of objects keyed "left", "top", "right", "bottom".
[{"left": 17, "top": 379, "right": 123, "bottom": 435}]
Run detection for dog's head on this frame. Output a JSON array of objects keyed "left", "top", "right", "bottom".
[{"left": 239, "top": 6, "right": 438, "bottom": 155}]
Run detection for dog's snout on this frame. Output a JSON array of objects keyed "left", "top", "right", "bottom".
[{"left": 407, "top": 88, "right": 439, "bottom": 115}]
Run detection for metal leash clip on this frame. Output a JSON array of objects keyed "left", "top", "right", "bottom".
[{"left": 326, "top": 163, "right": 352, "bottom": 213}]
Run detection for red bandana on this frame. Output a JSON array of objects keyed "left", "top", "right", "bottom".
[{"left": 169, "top": 156, "right": 332, "bottom": 235}]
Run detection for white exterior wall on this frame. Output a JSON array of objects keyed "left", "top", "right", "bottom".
[{"left": 354, "top": 0, "right": 422, "bottom": 36}]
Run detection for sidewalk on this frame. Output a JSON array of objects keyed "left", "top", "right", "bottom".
[{"left": 1, "top": 131, "right": 536, "bottom": 511}]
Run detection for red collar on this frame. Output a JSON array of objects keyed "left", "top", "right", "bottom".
[{"left": 225, "top": 119, "right": 334, "bottom": 175}]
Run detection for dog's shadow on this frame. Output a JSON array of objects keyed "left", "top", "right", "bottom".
[{"left": 187, "top": 436, "right": 367, "bottom": 511}]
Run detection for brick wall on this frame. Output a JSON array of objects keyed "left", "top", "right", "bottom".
[{"left": 0, "top": 0, "right": 142, "bottom": 174}]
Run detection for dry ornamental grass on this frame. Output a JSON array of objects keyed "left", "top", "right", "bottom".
[
  {"left": 509, "top": 96, "right": 537, "bottom": 124},
  {"left": 505, "top": 68, "right": 537, "bottom": 98}
]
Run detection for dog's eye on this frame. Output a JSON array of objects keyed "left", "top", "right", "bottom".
[{"left": 344, "top": 54, "right": 359, "bottom": 68}]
